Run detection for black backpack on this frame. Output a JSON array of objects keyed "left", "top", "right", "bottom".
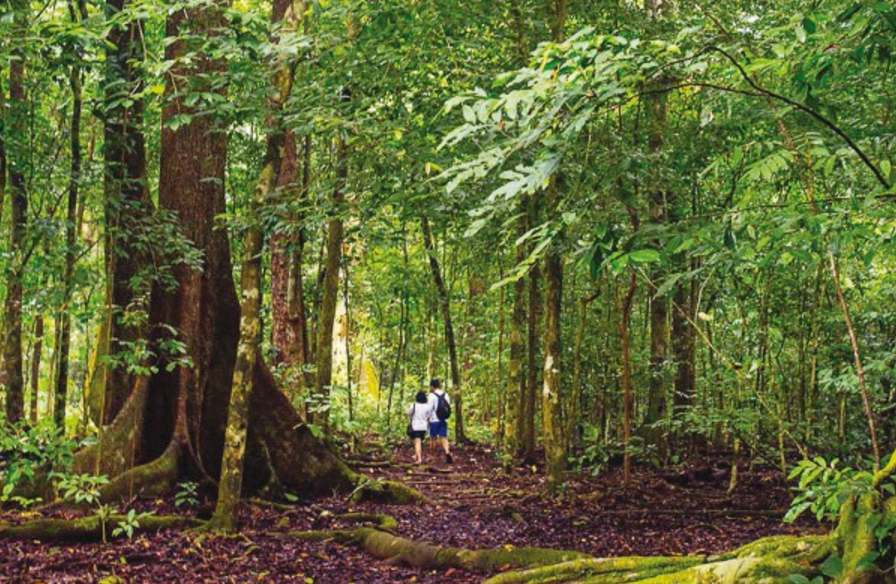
[{"left": 435, "top": 392, "right": 451, "bottom": 421}]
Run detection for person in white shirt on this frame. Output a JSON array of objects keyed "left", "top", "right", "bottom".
[
  {"left": 406, "top": 391, "right": 432, "bottom": 464},
  {"left": 426, "top": 379, "right": 453, "bottom": 464}
]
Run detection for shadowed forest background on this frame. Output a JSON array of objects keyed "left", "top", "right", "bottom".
[{"left": 1, "top": 0, "right": 896, "bottom": 582}]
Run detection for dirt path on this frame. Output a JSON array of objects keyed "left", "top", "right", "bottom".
[{"left": 0, "top": 444, "right": 822, "bottom": 583}]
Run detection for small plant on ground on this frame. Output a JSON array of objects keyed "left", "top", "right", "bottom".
[
  {"left": 174, "top": 480, "right": 199, "bottom": 508},
  {"left": 112, "top": 509, "right": 155, "bottom": 539}
]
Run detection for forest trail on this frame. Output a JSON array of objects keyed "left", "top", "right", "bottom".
[{"left": 0, "top": 444, "right": 824, "bottom": 583}]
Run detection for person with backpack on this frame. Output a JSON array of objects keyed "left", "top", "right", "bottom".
[
  {"left": 406, "top": 391, "right": 432, "bottom": 465},
  {"left": 427, "top": 379, "right": 453, "bottom": 464}
]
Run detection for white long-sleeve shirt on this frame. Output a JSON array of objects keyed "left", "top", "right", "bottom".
[
  {"left": 427, "top": 390, "right": 449, "bottom": 423},
  {"left": 407, "top": 401, "right": 433, "bottom": 432}
]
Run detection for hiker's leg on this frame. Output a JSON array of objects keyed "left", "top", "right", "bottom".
[{"left": 413, "top": 437, "right": 422, "bottom": 463}]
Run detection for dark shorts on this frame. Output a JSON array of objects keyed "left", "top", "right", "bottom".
[
  {"left": 408, "top": 430, "right": 426, "bottom": 440},
  {"left": 429, "top": 420, "right": 448, "bottom": 438}
]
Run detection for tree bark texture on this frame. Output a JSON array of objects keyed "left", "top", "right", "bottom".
[
  {"left": 671, "top": 275, "right": 696, "bottom": 411},
  {"left": 3, "top": 27, "right": 28, "bottom": 424},
  {"left": 504, "top": 208, "right": 527, "bottom": 460},
  {"left": 541, "top": 175, "right": 566, "bottom": 489},
  {"left": 96, "top": 0, "right": 152, "bottom": 424},
  {"left": 521, "top": 197, "right": 540, "bottom": 462},
  {"left": 211, "top": 0, "right": 297, "bottom": 532},
  {"left": 313, "top": 111, "right": 348, "bottom": 427},
  {"left": 67, "top": 0, "right": 404, "bottom": 505}
]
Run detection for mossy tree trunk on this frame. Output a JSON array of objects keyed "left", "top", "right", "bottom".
[
  {"left": 210, "top": 0, "right": 298, "bottom": 533},
  {"left": 504, "top": 207, "right": 527, "bottom": 462},
  {"left": 3, "top": 1, "right": 29, "bottom": 424}
]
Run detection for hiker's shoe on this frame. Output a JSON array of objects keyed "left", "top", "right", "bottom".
[{"left": 446, "top": 453, "right": 454, "bottom": 464}]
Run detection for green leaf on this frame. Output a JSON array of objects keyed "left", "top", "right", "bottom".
[
  {"left": 628, "top": 249, "right": 661, "bottom": 264},
  {"left": 819, "top": 555, "right": 843, "bottom": 577},
  {"left": 857, "top": 550, "right": 880, "bottom": 570}
]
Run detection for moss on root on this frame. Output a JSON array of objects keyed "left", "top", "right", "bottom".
[
  {"left": 0, "top": 514, "right": 202, "bottom": 542},
  {"left": 483, "top": 556, "right": 705, "bottom": 584},
  {"left": 293, "top": 523, "right": 833, "bottom": 584},
  {"left": 348, "top": 476, "right": 425, "bottom": 505}
]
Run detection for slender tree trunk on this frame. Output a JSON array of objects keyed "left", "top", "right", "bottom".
[
  {"left": 830, "top": 251, "right": 880, "bottom": 470},
  {"left": 56, "top": 0, "right": 85, "bottom": 428},
  {"left": 0, "top": 69, "right": 6, "bottom": 224},
  {"left": 522, "top": 258, "right": 540, "bottom": 462},
  {"left": 495, "top": 265, "right": 506, "bottom": 448},
  {"left": 343, "top": 253, "right": 354, "bottom": 425},
  {"left": 210, "top": 0, "right": 299, "bottom": 531},
  {"left": 618, "top": 271, "right": 637, "bottom": 486},
  {"left": 567, "top": 290, "right": 599, "bottom": 451},
  {"left": 313, "top": 97, "right": 348, "bottom": 428},
  {"left": 671, "top": 274, "right": 696, "bottom": 411},
  {"left": 29, "top": 317, "right": 43, "bottom": 424},
  {"left": 97, "top": 0, "right": 151, "bottom": 424},
  {"left": 504, "top": 210, "right": 526, "bottom": 461},
  {"left": 270, "top": 0, "right": 309, "bottom": 381},
  {"left": 3, "top": 27, "right": 28, "bottom": 424},
  {"left": 421, "top": 215, "right": 464, "bottom": 443},
  {"left": 542, "top": 227, "right": 565, "bottom": 489},
  {"left": 641, "top": 0, "right": 672, "bottom": 451}
]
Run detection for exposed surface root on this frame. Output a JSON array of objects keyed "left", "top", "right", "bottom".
[
  {"left": 96, "top": 441, "right": 180, "bottom": 502},
  {"left": 0, "top": 514, "right": 202, "bottom": 542},
  {"left": 286, "top": 521, "right": 832, "bottom": 584},
  {"left": 288, "top": 525, "right": 589, "bottom": 571}
]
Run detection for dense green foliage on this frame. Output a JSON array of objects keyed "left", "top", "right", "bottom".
[{"left": 0, "top": 0, "right": 893, "bottom": 505}]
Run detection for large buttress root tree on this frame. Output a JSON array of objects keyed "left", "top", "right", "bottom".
[{"left": 70, "top": 0, "right": 418, "bottom": 506}]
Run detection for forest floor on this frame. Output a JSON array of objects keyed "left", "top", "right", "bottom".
[{"left": 0, "top": 442, "right": 823, "bottom": 583}]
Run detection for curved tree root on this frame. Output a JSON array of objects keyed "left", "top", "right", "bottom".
[
  {"left": 485, "top": 534, "right": 831, "bottom": 584},
  {"left": 348, "top": 476, "right": 424, "bottom": 505},
  {"left": 0, "top": 514, "right": 203, "bottom": 542},
  {"left": 287, "top": 522, "right": 589, "bottom": 571},
  {"left": 288, "top": 514, "right": 833, "bottom": 584},
  {"left": 95, "top": 441, "right": 180, "bottom": 502}
]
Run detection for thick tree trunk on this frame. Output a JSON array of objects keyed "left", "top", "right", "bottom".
[
  {"left": 269, "top": 132, "right": 309, "bottom": 377},
  {"left": 421, "top": 215, "right": 464, "bottom": 442},
  {"left": 3, "top": 35, "right": 28, "bottom": 424},
  {"left": 271, "top": 0, "right": 312, "bottom": 379}
]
